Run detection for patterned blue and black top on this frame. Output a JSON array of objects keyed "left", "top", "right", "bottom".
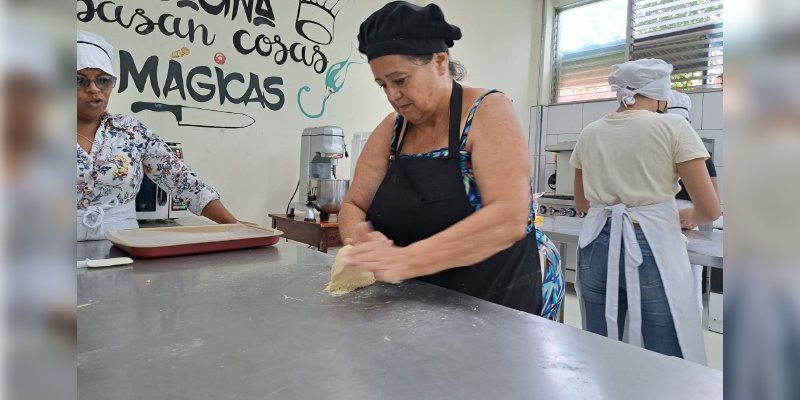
[{"left": 388, "top": 89, "right": 565, "bottom": 320}]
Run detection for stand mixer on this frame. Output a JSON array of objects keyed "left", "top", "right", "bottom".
[{"left": 290, "top": 126, "right": 349, "bottom": 221}]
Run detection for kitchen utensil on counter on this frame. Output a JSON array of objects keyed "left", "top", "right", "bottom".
[
  {"left": 106, "top": 224, "right": 283, "bottom": 258},
  {"left": 77, "top": 257, "right": 134, "bottom": 268},
  {"left": 130, "top": 102, "right": 256, "bottom": 129},
  {"left": 309, "top": 179, "right": 349, "bottom": 217},
  {"left": 288, "top": 126, "right": 349, "bottom": 219}
]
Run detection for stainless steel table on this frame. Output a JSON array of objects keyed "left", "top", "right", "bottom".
[{"left": 77, "top": 241, "right": 721, "bottom": 399}]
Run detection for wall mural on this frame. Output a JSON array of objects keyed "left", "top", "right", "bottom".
[
  {"left": 298, "top": 42, "right": 364, "bottom": 119},
  {"left": 175, "top": 0, "right": 276, "bottom": 27},
  {"left": 295, "top": 0, "right": 347, "bottom": 45},
  {"left": 76, "top": 0, "right": 358, "bottom": 127},
  {"left": 131, "top": 101, "right": 256, "bottom": 129},
  {"left": 170, "top": 47, "right": 191, "bottom": 59}
]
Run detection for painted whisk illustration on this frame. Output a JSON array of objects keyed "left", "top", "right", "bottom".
[{"left": 297, "top": 42, "right": 365, "bottom": 118}]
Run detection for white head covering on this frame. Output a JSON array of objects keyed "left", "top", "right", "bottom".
[
  {"left": 77, "top": 30, "right": 115, "bottom": 77},
  {"left": 667, "top": 90, "right": 692, "bottom": 120},
  {"left": 608, "top": 59, "right": 673, "bottom": 106}
]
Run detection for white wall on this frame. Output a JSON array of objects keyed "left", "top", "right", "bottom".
[
  {"left": 78, "top": 0, "right": 540, "bottom": 225},
  {"left": 432, "top": 0, "right": 539, "bottom": 135}
]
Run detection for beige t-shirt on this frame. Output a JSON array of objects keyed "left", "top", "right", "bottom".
[{"left": 569, "top": 110, "right": 709, "bottom": 207}]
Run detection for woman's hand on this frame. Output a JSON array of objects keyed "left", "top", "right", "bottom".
[
  {"left": 679, "top": 207, "right": 697, "bottom": 230},
  {"left": 342, "top": 222, "right": 422, "bottom": 283},
  {"left": 346, "top": 240, "right": 420, "bottom": 283},
  {"left": 344, "top": 222, "right": 388, "bottom": 245}
]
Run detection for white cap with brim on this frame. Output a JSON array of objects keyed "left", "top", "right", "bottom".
[
  {"left": 77, "top": 30, "right": 115, "bottom": 77},
  {"left": 608, "top": 58, "right": 672, "bottom": 106},
  {"left": 667, "top": 89, "right": 692, "bottom": 120}
]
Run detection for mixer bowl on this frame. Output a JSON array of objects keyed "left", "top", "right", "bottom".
[{"left": 310, "top": 179, "right": 349, "bottom": 215}]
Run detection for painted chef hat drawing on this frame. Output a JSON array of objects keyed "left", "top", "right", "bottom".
[
  {"left": 667, "top": 90, "right": 692, "bottom": 121},
  {"left": 608, "top": 58, "right": 672, "bottom": 106},
  {"left": 77, "top": 30, "right": 115, "bottom": 78}
]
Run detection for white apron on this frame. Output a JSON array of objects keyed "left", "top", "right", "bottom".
[
  {"left": 675, "top": 199, "right": 705, "bottom": 319},
  {"left": 575, "top": 199, "right": 707, "bottom": 365},
  {"left": 77, "top": 199, "right": 138, "bottom": 241}
]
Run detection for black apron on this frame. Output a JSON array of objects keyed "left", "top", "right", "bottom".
[{"left": 365, "top": 81, "right": 542, "bottom": 314}]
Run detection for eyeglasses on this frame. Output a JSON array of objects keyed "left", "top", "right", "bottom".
[{"left": 77, "top": 75, "right": 117, "bottom": 91}]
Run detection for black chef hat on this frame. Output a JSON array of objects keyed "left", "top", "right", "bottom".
[{"left": 357, "top": 1, "right": 462, "bottom": 61}]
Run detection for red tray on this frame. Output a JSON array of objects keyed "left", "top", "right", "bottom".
[{"left": 105, "top": 224, "right": 283, "bottom": 259}]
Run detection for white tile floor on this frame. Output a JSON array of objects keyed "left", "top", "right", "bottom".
[{"left": 561, "top": 288, "right": 723, "bottom": 370}]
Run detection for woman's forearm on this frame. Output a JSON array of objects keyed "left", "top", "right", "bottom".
[
  {"left": 406, "top": 201, "right": 529, "bottom": 276},
  {"left": 200, "top": 200, "right": 239, "bottom": 224},
  {"left": 338, "top": 201, "right": 367, "bottom": 243},
  {"left": 574, "top": 169, "right": 590, "bottom": 213}
]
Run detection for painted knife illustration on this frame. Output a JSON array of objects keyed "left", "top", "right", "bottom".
[{"left": 131, "top": 102, "right": 256, "bottom": 129}]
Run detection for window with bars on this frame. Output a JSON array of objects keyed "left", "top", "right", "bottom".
[
  {"left": 552, "top": 0, "right": 628, "bottom": 103},
  {"left": 630, "top": 0, "right": 723, "bottom": 91},
  {"left": 552, "top": 0, "right": 723, "bottom": 103}
]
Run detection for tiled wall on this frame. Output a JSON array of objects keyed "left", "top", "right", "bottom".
[{"left": 529, "top": 91, "right": 724, "bottom": 204}]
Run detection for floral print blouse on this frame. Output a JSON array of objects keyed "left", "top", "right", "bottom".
[{"left": 76, "top": 112, "right": 219, "bottom": 215}]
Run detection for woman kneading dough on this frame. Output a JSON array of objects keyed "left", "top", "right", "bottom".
[{"left": 335, "top": 2, "right": 564, "bottom": 318}]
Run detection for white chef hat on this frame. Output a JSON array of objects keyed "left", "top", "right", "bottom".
[
  {"left": 77, "top": 30, "right": 115, "bottom": 77},
  {"left": 667, "top": 90, "right": 692, "bottom": 120},
  {"left": 608, "top": 59, "right": 673, "bottom": 106}
]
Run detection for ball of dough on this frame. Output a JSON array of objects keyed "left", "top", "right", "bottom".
[{"left": 324, "top": 245, "right": 376, "bottom": 295}]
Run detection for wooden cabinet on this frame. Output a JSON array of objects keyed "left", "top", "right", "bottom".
[{"left": 268, "top": 214, "right": 343, "bottom": 253}]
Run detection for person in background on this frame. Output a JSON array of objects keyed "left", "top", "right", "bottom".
[
  {"left": 667, "top": 90, "right": 720, "bottom": 228},
  {"left": 339, "top": 1, "right": 564, "bottom": 318},
  {"left": 76, "top": 30, "right": 241, "bottom": 241},
  {"left": 571, "top": 59, "right": 720, "bottom": 364},
  {"left": 667, "top": 89, "right": 721, "bottom": 316}
]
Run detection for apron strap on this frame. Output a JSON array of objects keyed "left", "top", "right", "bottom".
[
  {"left": 396, "top": 80, "right": 463, "bottom": 157},
  {"left": 595, "top": 204, "right": 644, "bottom": 346},
  {"left": 77, "top": 199, "right": 138, "bottom": 241},
  {"left": 79, "top": 198, "right": 121, "bottom": 229},
  {"left": 447, "top": 81, "right": 463, "bottom": 158},
  {"left": 390, "top": 117, "right": 407, "bottom": 156}
]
